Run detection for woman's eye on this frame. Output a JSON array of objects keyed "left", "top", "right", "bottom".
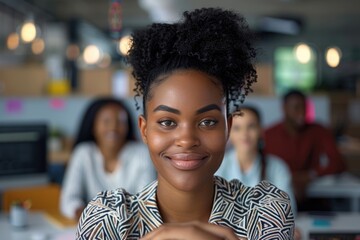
[
  {"left": 159, "top": 120, "right": 176, "bottom": 127},
  {"left": 199, "top": 119, "right": 218, "bottom": 127}
]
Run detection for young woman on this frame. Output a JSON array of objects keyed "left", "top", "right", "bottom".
[
  {"left": 77, "top": 8, "right": 294, "bottom": 239},
  {"left": 60, "top": 98, "right": 156, "bottom": 220},
  {"left": 217, "top": 106, "right": 297, "bottom": 213}
]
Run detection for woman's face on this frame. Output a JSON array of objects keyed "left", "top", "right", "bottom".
[
  {"left": 94, "top": 104, "right": 129, "bottom": 150},
  {"left": 229, "top": 109, "right": 261, "bottom": 154},
  {"left": 139, "top": 69, "right": 231, "bottom": 191}
]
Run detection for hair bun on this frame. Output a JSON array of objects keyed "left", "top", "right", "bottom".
[{"left": 128, "top": 7, "right": 257, "bottom": 112}]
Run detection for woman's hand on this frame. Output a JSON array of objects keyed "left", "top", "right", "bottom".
[{"left": 140, "top": 222, "right": 246, "bottom": 240}]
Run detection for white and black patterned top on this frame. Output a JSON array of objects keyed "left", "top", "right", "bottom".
[{"left": 77, "top": 176, "right": 294, "bottom": 239}]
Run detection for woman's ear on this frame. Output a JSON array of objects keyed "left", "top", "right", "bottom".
[
  {"left": 226, "top": 115, "right": 233, "bottom": 140},
  {"left": 138, "top": 115, "right": 148, "bottom": 144}
]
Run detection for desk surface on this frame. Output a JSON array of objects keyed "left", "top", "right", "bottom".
[
  {"left": 307, "top": 173, "right": 360, "bottom": 197},
  {"left": 0, "top": 212, "right": 76, "bottom": 240},
  {"left": 296, "top": 213, "right": 360, "bottom": 240}
]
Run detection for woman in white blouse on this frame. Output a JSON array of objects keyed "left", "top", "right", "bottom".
[
  {"left": 60, "top": 98, "right": 156, "bottom": 220},
  {"left": 217, "top": 106, "right": 297, "bottom": 212}
]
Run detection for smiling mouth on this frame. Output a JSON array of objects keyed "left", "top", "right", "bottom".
[
  {"left": 104, "top": 132, "right": 120, "bottom": 140},
  {"left": 165, "top": 153, "right": 208, "bottom": 171}
]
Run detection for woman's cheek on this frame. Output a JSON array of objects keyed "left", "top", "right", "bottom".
[
  {"left": 203, "top": 130, "right": 227, "bottom": 156},
  {"left": 146, "top": 128, "right": 171, "bottom": 152}
]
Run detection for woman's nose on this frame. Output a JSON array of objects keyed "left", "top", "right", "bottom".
[{"left": 175, "top": 125, "right": 200, "bottom": 149}]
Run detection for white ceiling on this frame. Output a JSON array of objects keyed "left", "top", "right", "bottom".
[{"left": 20, "top": 0, "right": 360, "bottom": 36}]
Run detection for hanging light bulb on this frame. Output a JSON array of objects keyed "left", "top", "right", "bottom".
[
  {"left": 31, "top": 38, "right": 45, "bottom": 54},
  {"left": 294, "top": 43, "right": 312, "bottom": 64},
  {"left": 118, "top": 35, "right": 132, "bottom": 55},
  {"left": 326, "top": 47, "right": 342, "bottom": 68},
  {"left": 7, "top": 33, "right": 20, "bottom": 50},
  {"left": 20, "top": 20, "right": 37, "bottom": 43},
  {"left": 83, "top": 45, "right": 102, "bottom": 64}
]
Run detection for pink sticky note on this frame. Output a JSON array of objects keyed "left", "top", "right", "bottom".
[
  {"left": 49, "top": 98, "right": 65, "bottom": 110},
  {"left": 306, "top": 99, "right": 315, "bottom": 123},
  {"left": 5, "top": 99, "right": 23, "bottom": 114}
]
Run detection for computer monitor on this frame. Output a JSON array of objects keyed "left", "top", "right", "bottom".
[{"left": 0, "top": 123, "right": 47, "bottom": 177}]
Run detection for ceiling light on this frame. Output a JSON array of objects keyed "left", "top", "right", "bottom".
[
  {"left": 294, "top": 43, "right": 312, "bottom": 64},
  {"left": 118, "top": 35, "right": 132, "bottom": 56},
  {"left": 326, "top": 47, "right": 342, "bottom": 68},
  {"left": 20, "top": 20, "right": 37, "bottom": 43},
  {"left": 31, "top": 38, "right": 45, "bottom": 54},
  {"left": 7, "top": 33, "right": 20, "bottom": 50},
  {"left": 83, "top": 45, "right": 101, "bottom": 64}
]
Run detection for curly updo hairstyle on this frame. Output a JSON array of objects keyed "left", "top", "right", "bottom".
[{"left": 127, "top": 8, "right": 257, "bottom": 114}]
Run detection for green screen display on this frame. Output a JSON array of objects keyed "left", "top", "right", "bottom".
[{"left": 274, "top": 47, "right": 317, "bottom": 95}]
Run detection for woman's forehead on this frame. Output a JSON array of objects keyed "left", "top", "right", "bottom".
[{"left": 147, "top": 70, "right": 225, "bottom": 111}]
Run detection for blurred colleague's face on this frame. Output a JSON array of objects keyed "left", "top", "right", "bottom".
[
  {"left": 94, "top": 104, "right": 129, "bottom": 150},
  {"left": 229, "top": 109, "right": 261, "bottom": 154},
  {"left": 283, "top": 95, "right": 306, "bottom": 129}
]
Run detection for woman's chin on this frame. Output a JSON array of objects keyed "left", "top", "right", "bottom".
[{"left": 161, "top": 173, "right": 214, "bottom": 193}]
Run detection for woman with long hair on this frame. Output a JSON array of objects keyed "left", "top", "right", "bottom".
[
  {"left": 60, "top": 97, "right": 156, "bottom": 220},
  {"left": 217, "top": 106, "right": 297, "bottom": 213}
]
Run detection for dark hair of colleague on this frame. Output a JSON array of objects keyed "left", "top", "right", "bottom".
[
  {"left": 74, "top": 97, "right": 135, "bottom": 149},
  {"left": 283, "top": 89, "right": 306, "bottom": 103}
]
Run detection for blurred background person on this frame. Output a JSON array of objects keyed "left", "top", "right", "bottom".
[
  {"left": 60, "top": 97, "right": 156, "bottom": 220},
  {"left": 264, "top": 89, "right": 346, "bottom": 207},
  {"left": 217, "top": 106, "right": 297, "bottom": 212}
]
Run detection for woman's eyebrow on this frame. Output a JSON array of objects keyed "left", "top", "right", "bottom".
[
  {"left": 196, "top": 104, "right": 221, "bottom": 115},
  {"left": 153, "top": 105, "right": 180, "bottom": 114},
  {"left": 153, "top": 104, "right": 221, "bottom": 115}
]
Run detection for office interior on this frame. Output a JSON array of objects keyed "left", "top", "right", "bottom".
[{"left": 0, "top": 0, "right": 360, "bottom": 239}]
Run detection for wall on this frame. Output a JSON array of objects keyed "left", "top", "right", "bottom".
[{"left": 0, "top": 95, "right": 331, "bottom": 138}]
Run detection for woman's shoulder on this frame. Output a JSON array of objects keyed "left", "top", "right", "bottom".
[
  {"left": 77, "top": 188, "right": 135, "bottom": 239},
  {"left": 122, "top": 141, "right": 149, "bottom": 154},
  {"left": 69, "top": 142, "right": 98, "bottom": 164},
  {"left": 81, "top": 188, "right": 135, "bottom": 214},
  {"left": 213, "top": 176, "right": 294, "bottom": 238},
  {"left": 215, "top": 175, "right": 286, "bottom": 196},
  {"left": 265, "top": 154, "right": 291, "bottom": 173},
  {"left": 73, "top": 141, "right": 97, "bottom": 154},
  {"left": 214, "top": 176, "right": 293, "bottom": 213},
  {"left": 77, "top": 181, "right": 158, "bottom": 239}
]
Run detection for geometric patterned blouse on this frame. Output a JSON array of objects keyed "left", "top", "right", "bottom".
[{"left": 76, "top": 176, "right": 294, "bottom": 239}]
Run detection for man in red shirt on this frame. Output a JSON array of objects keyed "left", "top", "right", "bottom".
[{"left": 264, "top": 90, "right": 346, "bottom": 203}]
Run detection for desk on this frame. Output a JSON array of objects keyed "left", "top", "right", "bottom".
[
  {"left": 307, "top": 173, "right": 360, "bottom": 212},
  {"left": 0, "top": 212, "right": 76, "bottom": 240},
  {"left": 296, "top": 213, "right": 360, "bottom": 240}
]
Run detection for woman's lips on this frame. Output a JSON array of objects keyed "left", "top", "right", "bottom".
[
  {"left": 104, "top": 132, "right": 120, "bottom": 141},
  {"left": 166, "top": 153, "right": 208, "bottom": 171}
]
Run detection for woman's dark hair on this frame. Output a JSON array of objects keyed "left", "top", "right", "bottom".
[
  {"left": 127, "top": 8, "right": 257, "bottom": 114},
  {"left": 236, "top": 105, "right": 262, "bottom": 124},
  {"left": 73, "top": 97, "right": 135, "bottom": 149},
  {"left": 234, "top": 105, "right": 267, "bottom": 180}
]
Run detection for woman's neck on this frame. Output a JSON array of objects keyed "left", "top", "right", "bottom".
[
  {"left": 98, "top": 143, "right": 123, "bottom": 172},
  {"left": 156, "top": 176, "right": 214, "bottom": 224},
  {"left": 236, "top": 149, "right": 257, "bottom": 173}
]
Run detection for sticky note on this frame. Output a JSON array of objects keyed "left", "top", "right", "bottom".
[
  {"left": 49, "top": 98, "right": 65, "bottom": 110},
  {"left": 5, "top": 99, "right": 23, "bottom": 114}
]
